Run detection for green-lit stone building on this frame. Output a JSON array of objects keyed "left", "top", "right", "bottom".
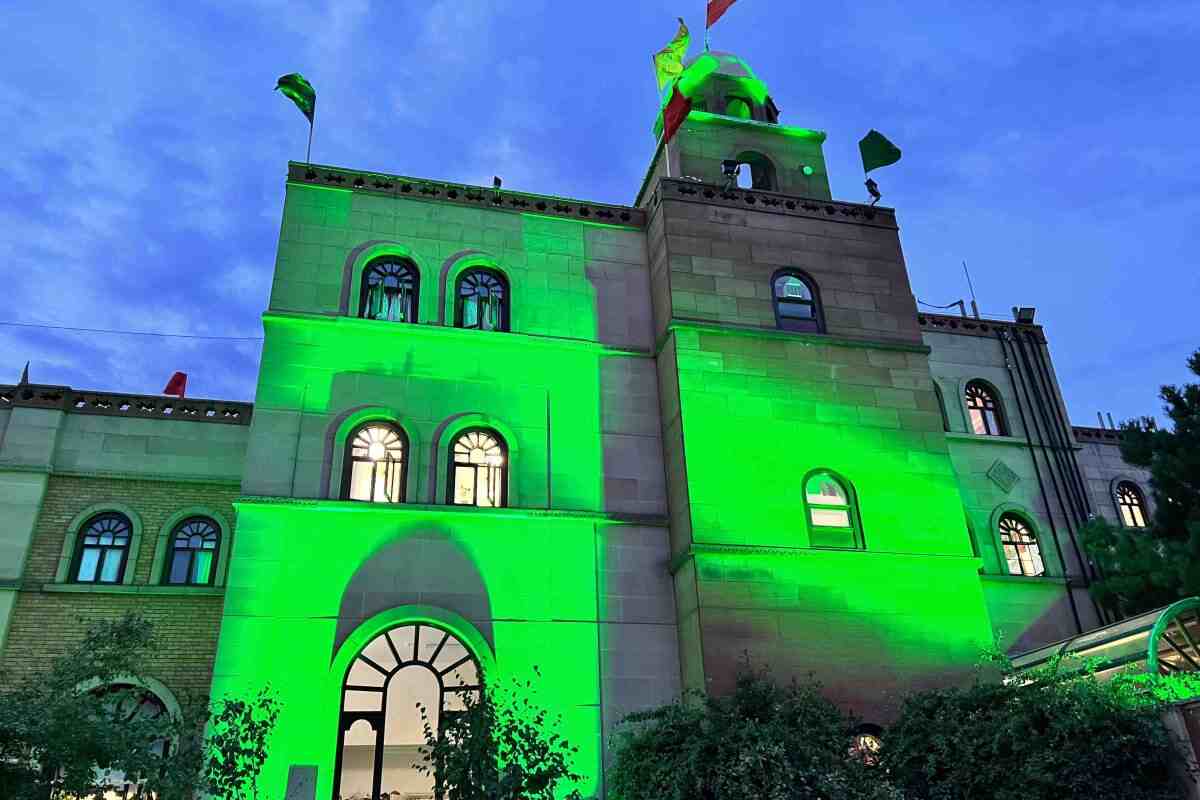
[{"left": 0, "top": 51, "right": 1153, "bottom": 799}]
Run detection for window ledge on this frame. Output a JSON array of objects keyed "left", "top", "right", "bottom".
[
  {"left": 40, "top": 583, "right": 224, "bottom": 597},
  {"left": 979, "top": 572, "right": 1068, "bottom": 586},
  {"left": 945, "top": 432, "right": 1030, "bottom": 447}
]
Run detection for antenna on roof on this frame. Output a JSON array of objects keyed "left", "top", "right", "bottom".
[{"left": 962, "top": 260, "right": 980, "bottom": 319}]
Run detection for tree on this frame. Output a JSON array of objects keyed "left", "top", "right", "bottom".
[
  {"left": 0, "top": 613, "right": 279, "bottom": 800},
  {"left": 882, "top": 657, "right": 1198, "bottom": 800},
  {"left": 416, "top": 666, "right": 584, "bottom": 800},
  {"left": 1081, "top": 348, "right": 1200, "bottom": 614},
  {"left": 607, "top": 664, "right": 902, "bottom": 800}
]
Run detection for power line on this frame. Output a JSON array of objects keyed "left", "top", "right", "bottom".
[{"left": 0, "top": 320, "right": 263, "bottom": 342}]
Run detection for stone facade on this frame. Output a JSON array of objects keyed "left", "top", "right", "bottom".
[{"left": 0, "top": 49, "right": 1160, "bottom": 800}]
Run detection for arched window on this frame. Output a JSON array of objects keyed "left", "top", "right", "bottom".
[
  {"left": 735, "top": 150, "right": 777, "bottom": 191},
  {"left": 725, "top": 96, "right": 752, "bottom": 119},
  {"left": 448, "top": 428, "right": 507, "bottom": 508},
  {"left": 1116, "top": 481, "right": 1149, "bottom": 528},
  {"left": 933, "top": 383, "right": 950, "bottom": 432},
  {"left": 455, "top": 268, "right": 508, "bottom": 332},
  {"left": 164, "top": 517, "right": 220, "bottom": 585},
  {"left": 803, "top": 471, "right": 863, "bottom": 549},
  {"left": 72, "top": 512, "right": 133, "bottom": 584},
  {"left": 343, "top": 423, "right": 408, "bottom": 503},
  {"left": 772, "top": 270, "right": 823, "bottom": 333},
  {"left": 91, "top": 683, "right": 170, "bottom": 795},
  {"left": 334, "top": 623, "right": 481, "bottom": 800},
  {"left": 998, "top": 513, "right": 1044, "bottom": 576},
  {"left": 965, "top": 380, "right": 1008, "bottom": 436},
  {"left": 360, "top": 258, "right": 419, "bottom": 323}
]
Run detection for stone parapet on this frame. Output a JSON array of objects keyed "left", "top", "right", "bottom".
[{"left": 0, "top": 384, "right": 252, "bottom": 426}]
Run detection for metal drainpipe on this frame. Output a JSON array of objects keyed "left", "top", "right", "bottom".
[
  {"left": 998, "top": 328, "right": 1084, "bottom": 634},
  {"left": 1011, "top": 331, "right": 1095, "bottom": 585},
  {"left": 1018, "top": 330, "right": 1091, "bottom": 528},
  {"left": 1026, "top": 329, "right": 1095, "bottom": 519}
]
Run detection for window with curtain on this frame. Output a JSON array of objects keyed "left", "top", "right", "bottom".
[
  {"left": 998, "top": 513, "right": 1044, "bottom": 576},
  {"left": 772, "top": 271, "right": 823, "bottom": 333},
  {"left": 455, "top": 269, "right": 508, "bottom": 332},
  {"left": 965, "top": 380, "right": 1008, "bottom": 436},
  {"left": 449, "top": 428, "right": 507, "bottom": 508},
  {"left": 344, "top": 423, "right": 408, "bottom": 503},
  {"left": 164, "top": 517, "right": 220, "bottom": 585},
  {"left": 73, "top": 512, "right": 133, "bottom": 584},
  {"left": 804, "top": 472, "right": 862, "bottom": 549},
  {"left": 360, "top": 259, "right": 419, "bottom": 323}
]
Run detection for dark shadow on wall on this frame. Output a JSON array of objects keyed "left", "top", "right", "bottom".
[{"left": 333, "top": 529, "right": 493, "bottom": 656}]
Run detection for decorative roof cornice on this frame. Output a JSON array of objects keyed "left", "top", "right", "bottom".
[
  {"left": 918, "top": 312, "right": 1047, "bottom": 343},
  {"left": 0, "top": 384, "right": 252, "bottom": 426},
  {"left": 286, "top": 162, "right": 646, "bottom": 229},
  {"left": 1071, "top": 425, "right": 1124, "bottom": 444},
  {"left": 649, "top": 177, "right": 899, "bottom": 230}
]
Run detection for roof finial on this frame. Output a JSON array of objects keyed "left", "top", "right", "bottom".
[{"left": 17, "top": 361, "right": 29, "bottom": 385}]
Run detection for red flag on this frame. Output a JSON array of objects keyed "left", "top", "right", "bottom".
[
  {"left": 707, "top": 0, "right": 737, "bottom": 27},
  {"left": 163, "top": 371, "right": 187, "bottom": 397},
  {"left": 662, "top": 86, "right": 693, "bottom": 145}
]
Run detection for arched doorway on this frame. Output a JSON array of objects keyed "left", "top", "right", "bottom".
[{"left": 333, "top": 623, "right": 481, "bottom": 800}]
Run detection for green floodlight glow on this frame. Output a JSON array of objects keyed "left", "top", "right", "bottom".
[{"left": 802, "top": 165, "right": 815, "bottom": 176}]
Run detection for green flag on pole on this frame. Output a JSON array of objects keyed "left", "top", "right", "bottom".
[
  {"left": 858, "top": 129, "right": 902, "bottom": 174},
  {"left": 276, "top": 73, "right": 315, "bottom": 123}
]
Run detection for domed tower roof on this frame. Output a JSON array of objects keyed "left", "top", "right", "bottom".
[{"left": 674, "top": 49, "right": 777, "bottom": 123}]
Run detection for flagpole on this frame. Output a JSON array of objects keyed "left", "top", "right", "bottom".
[{"left": 306, "top": 116, "right": 314, "bottom": 164}]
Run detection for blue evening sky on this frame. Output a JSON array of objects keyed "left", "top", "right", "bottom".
[{"left": 2, "top": 1, "right": 1196, "bottom": 426}]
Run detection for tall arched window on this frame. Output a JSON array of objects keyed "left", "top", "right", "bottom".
[
  {"left": 933, "top": 383, "right": 950, "bottom": 432},
  {"left": 803, "top": 471, "right": 863, "bottom": 549},
  {"left": 734, "top": 150, "right": 777, "bottom": 190},
  {"left": 1116, "top": 481, "right": 1149, "bottom": 528},
  {"left": 965, "top": 380, "right": 1008, "bottom": 436},
  {"left": 92, "top": 683, "right": 170, "bottom": 796},
  {"left": 448, "top": 428, "right": 507, "bottom": 508},
  {"left": 72, "top": 512, "right": 133, "bottom": 584},
  {"left": 164, "top": 517, "right": 220, "bottom": 585},
  {"left": 998, "top": 513, "right": 1044, "bottom": 576},
  {"left": 334, "top": 623, "right": 481, "bottom": 800},
  {"left": 772, "top": 270, "right": 823, "bottom": 333},
  {"left": 360, "top": 258, "right": 419, "bottom": 323},
  {"left": 455, "top": 268, "right": 508, "bottom": 332},
  {"left": 344, "top": 423, "right": 408, "bottom": 503}
]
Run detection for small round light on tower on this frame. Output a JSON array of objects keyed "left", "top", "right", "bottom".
[
  {"left": 367, "top": 442, "right": 386, "bottom": 461},
  {"left": 801, "top": 165, "right": 815, "bottom": 176}
]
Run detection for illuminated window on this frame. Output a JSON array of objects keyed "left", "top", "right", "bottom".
[
  {"left": 344, "top": 423, "right": 408, "bottom": 503},
  {"left": 360, "top": 258, "right": 419, "bottom": 323},
  {"left": 998, "top": 513, "right": 1044, "bottom": 576},
  {"left": 72, "top": 512, "right": 132, "bottom": 584},
  {"left": 850, "top": 726, "right": 883, "bottom": 766},
  {"left": 449, "top": 429, "right": 507, "bottom": 508},
  {"left": 804, "top": 472, "right": 862, "bottom": 549},
  {"left": 1116, "top": 481, "right": 1148, "bottom": 528},
  {"left": 164, "top": 517, "right": 220, "bottom": 585},
  {"left": 455, "top": 268, "right": 508, "bottom": 332},
  {"left": 334, "top": 623, "right": 480, "bottom": 800},
  {"left": 772, "top": 270, "right": 823, "bottom": 333},
  {"left": 965, "top": 380, "right": 1008, "bottom": 436}
]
